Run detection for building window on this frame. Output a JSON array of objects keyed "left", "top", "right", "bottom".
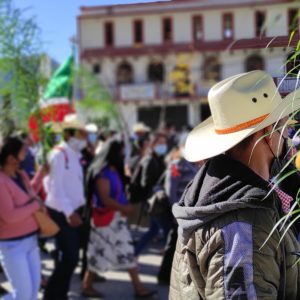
[
  {"left": 203, "top": 56, "right": 221, "bottom": 82},
  {"left": 162, "top": 17, "right": 173, "bottom": 43},
  {"left": 133, "top": 20, "right": 143, "bottom": 45},
  {"left": 193, "top": 15, "right": 203, "bottom": 42},
  {"left": 286, "top": 51, "right": 300, "bottom": 77},
  {"left": 245, "top": 55, "right": 264, "bottom": 72},
  {"left": 93, "top": 64, "right": 101, "bottom": 74},
  {"left": 223, "top": 13, "right": 233, "bottom": 39},
  {"left": 148, "top": 62, "right": 165, "bottom": 82},
  {"left": 255, "top": 11, "right": 266, "bottom": 37},
  {"left": 116, "top": 61, "right": 133, "bottom": 84},
  {"left": 288, "top": 9, "right": 299, "bottom": 35},
  {"left": 104, "top": 22, "right": 114, "bottom": 47}
]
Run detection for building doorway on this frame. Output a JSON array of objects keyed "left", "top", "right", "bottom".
[
  {"left": 116, "top": 61, "right": 134, "bottom": 84},
  {"left": 138, "top": 105, "right": 188, "bottom": 130}
]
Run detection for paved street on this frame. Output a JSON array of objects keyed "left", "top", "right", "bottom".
[{"left": 0, "top": 227, "right": 170, "bottom": 300}]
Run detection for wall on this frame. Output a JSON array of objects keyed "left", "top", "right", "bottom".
[
  {"left": 80, "top": 19, "right": 103, "bottom": 49},
  {"left": 79, "top": 3, "right": 293, "bottom": 49}
]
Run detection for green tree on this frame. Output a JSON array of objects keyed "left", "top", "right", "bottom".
[
  {"left": 75, "top": 66, "right": 122, "bottom": 130},
  {"left": 0, "top": 0, "right": 45, "bottom": 138}
]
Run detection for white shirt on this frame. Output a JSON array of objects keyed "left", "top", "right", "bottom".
[{"left": 44, "top": 142, "right": 85, "bottom": 217}]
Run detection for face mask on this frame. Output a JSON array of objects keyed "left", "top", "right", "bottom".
[
  {"left": 279, "top": 137, "right": 290, "bottom": 160},
  {"left": 68, "top": 137, "right": 87, "bottom": 152},
  {"left": 154, "top": 144, "right": 167, "bottom": 156},
  {"left": 55, "top": 134, "right": 61, "bottom": 144},
  {"left": 88, "top": 133, "right": 97, "bottom": 145},
  {"left": 269, "top": 137, "right": 290, "bottom": 180}
]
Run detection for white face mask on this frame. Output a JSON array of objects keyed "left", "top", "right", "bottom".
[{"left": 68, "top": 137, "right": 87, "bottom": 152}]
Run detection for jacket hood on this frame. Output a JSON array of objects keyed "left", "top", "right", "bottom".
[{"left": 173, "top": 154, "right": 274, "bottom": 243}]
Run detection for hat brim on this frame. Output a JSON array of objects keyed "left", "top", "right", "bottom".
[
  {"left": 185, "top": 87, "right": 300, "bottom": 162},
  {"left": 63, "top": 124, "right": 86, "bottom": 131},
  {"left": 133, "top": 126, "right": 150, "bottom": 132},
  {"left": 51, "top": 123, "right": 86, "bottom": 132}
]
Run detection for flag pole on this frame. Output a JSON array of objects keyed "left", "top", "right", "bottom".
[{"left": 70, "top": 36, "right": 77, "bottom": 106}]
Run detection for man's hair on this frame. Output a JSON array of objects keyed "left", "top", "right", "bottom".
[
  {"left": 150, "top": 131, "right": 167, "bottom": 147},
  {"left": 18, "top": 131, "right": 29, "bottom": 140},
  {"left": 63, "top": 128, "right": 76, "bottom": 137}
]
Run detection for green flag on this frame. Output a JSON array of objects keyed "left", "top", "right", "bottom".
[{"left": 43, "top": 55, "right": 74, "bottom": 100}]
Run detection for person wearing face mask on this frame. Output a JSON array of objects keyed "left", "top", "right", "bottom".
[
  {"left": 78, "top": 123, "right": 106, "bottom": 283},
  {"left": 134, "top": 132, "right": 171, "bottom": 256},
  {"left": 43, "top": 114, "right": 87, "bottom": 300},
  {"left": 85, "top": 123, "right": 98, "bottom": 149},
  {"left": 169, "top": 71, "right": 300, "bottom": 300},
  {"left": 0, "top": 136, "right": 46, "bottom": 300},
  {"left": 82, "top": 138, "right": 155, "bottom": 299},
  {"left": 157, "top": 134, "right": 199, "bottom": 285}
]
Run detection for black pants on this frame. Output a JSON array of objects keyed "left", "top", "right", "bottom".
[
  {"left": 78, "top": 206, "right": 91, "bottom": 279},
  {"left": 157, "top": 222, "right": 178, "bottom": 284},
  {"left": 43, "top": 209, "right": 80, "bottom": 300}
]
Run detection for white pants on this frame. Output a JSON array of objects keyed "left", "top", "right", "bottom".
[{"left": 0, "top": 234, "right": 41, "bottom": 300}]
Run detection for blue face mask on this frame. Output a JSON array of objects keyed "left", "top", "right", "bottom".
[
  {"left": 88, "top": 133, "right": 97, "bottom": 145},
  {"left": 154, "top": 144, "right": 167, "bottom": 156},
  {"left": 55, "top": 134, "right": 61, "bottom": 143}
]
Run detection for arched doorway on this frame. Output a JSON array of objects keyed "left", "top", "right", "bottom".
[
  {"left": 116, "top": 61, "right": 134, "bottom": 84},
  {"left": 245, "top": 55, "right": 264, "bottom": 72},
  {"left": 203, "top": 56, "right": 221, "bottom": 82},
  {"left": 147, "top": 61, "right": 165, "bottom": 82},
  {"left": 286, "top": 51, "right": 300, "bottom": 77}
]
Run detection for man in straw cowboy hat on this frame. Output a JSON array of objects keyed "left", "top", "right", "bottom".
[
  {"left": 43, "top": 114, "right": 88, "bottom": 300},
  {"left": 169, "top": 70, "right": 300, "bottom": 300}
]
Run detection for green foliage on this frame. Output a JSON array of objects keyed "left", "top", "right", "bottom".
[
  {"left": 0, "top": 0, "right": 46, "bottom": 137},
  {"left": 75, "top": 66, "right": 122, "bottom": 130}
]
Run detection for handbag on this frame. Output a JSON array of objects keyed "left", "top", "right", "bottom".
[{"left": 34, "top": 210, "right": 60, "bottom": 238}]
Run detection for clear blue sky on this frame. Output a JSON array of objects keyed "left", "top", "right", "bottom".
[{"left": 15, "top": 0, "right": 167, "bottom": 64}]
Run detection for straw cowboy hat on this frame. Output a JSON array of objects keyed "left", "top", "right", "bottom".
[
  {"left": 133, "top": 122, "right": 150, "bottom": 133},
  {"left": 60, "top": 114, "right": 86, "bottom": 131},
  {"left": 185, "top": 70, "right": 300, "bottom": 162}
]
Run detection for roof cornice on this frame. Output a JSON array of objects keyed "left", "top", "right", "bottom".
[{"left": 79, "top": 0, "right": 293, "bottom": 19}]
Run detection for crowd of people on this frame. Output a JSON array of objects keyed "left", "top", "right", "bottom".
[
  {"left": 1, "top": 70, "right": 300, "bottom": 300},
  {"left": 0, "top": 113, "right": 197, "bottom": 299}
]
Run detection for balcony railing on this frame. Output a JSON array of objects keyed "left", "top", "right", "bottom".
[
  {"left": 105, "top": 76, "right": 299, "bottom": 102},
  {"left": 109, "top": 82, "right": 209, "bottom": 102}
]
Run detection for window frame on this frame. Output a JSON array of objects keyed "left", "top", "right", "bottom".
[
  {"left": 255, "top": 11, "right": 266, "bottom": 38},
  {"left": 162, "top": 17, "right": 173, "bottom": 43},
  {"left": 192, "top": 15, "right": 204, "bottom": 42},
  {"left": 133, "top": 19, "right": 144, "bottom": 45},
  {"left": 222, "top": 13, "right": 234, "bottom": 40},
  {"left": 288, "top": 8, "right": 299, "bottom": 35},
  {"left": 104, "top": 21, "right": 114, "bottom": 47}
]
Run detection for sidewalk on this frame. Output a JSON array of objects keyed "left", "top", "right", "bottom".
[{"left": 0, "top": 228, "right": 170, "bottom": 300}]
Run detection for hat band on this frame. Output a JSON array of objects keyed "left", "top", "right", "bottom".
[{"left": 215, "top": 114, "right": 269, "bottom": 134}]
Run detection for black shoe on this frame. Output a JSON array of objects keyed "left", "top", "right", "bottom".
[
  {"left": 81, "top": 288, "right": 105, "bottom": 299},
  {"left": 94, "top": 274, "right": 106, "bottom": 283},
  {"left": 157, "top": 278, "right": 170, "bottom": 285},
  {"left": 134, "top": 290, "right": 157, "bottom": 299}
]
